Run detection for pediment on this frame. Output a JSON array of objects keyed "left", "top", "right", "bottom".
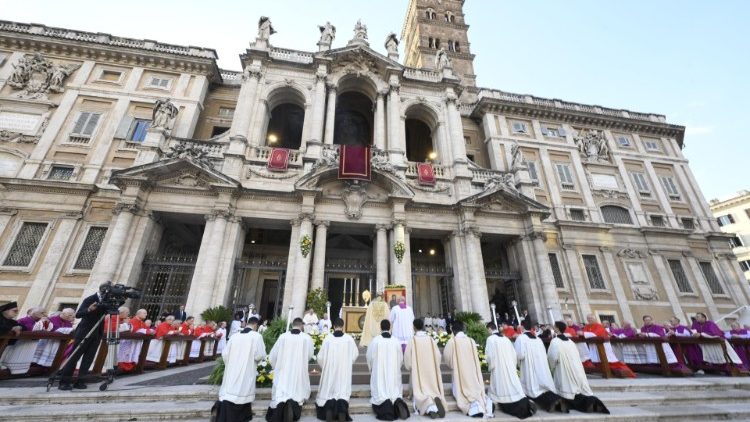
[
  {"left": 323, "top": 44, "right": 402, "bottom": 75},
  {"left": 110, "top": 158, "right": 240, "bottom": 191},
  {"left": 463, "top": 184, "right": 550, "bottom": 217},
  {"left": 296, "top": 165, "right": 414, "bottom": 199}
]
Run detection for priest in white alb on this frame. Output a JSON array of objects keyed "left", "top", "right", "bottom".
[
  {"left": 265, "top": 318, "right": 314, "bottom": 422},
  {"left": 389, "top": 298, "right": 414, "bottom": 352},
  {"left": 485, "top": 322, "right": 537, "bottom": 419},
  {"left": 367, "top": 319, "right": 410, "bottom": 421},
  {"left": 547, "top": 321, "right": 609, "bottom": 414},
  {"left": 216, "top": 317, "right": 267, "bottom": 422},
  {"left": 404, "top": 318, "right": 446, "bottom": 418},
  {"left": 443, "top": 321, "right": 493, "bottom": 417},
  {"left": 515, "top": 320, "right": 567, "bottom": 413},
  {"left": 315, "top": 318, "right": 359, "bottom": 421},
  {"left": 360, "top": 295, "right": 390, "bottom": 347}
]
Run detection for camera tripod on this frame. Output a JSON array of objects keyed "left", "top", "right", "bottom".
[{"left": 46, "top": 312, "right": 122, "bottom": 392}]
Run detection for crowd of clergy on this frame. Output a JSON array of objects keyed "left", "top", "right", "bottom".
[{"left": 0, "top": 301, "right": 227, "bottom": 378}]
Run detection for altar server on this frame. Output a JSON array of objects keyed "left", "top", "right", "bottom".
[
  {"left": 266, "top": 318, "right": 314, "bottom": 422},
  {"left": 404, "top": 318, "right": 446, "bottom": 418},
  {"left": 514, "top": 321, "right": 566, "bottom": 413},
  {"left": 315, "top": 318, "right": 358, "bottom": 421},
  {"left": 485, "top": 322, "right": 536, "bottom": 419},
  {"left": 367, "top": 319, "right": 409, "bottom": 420}
]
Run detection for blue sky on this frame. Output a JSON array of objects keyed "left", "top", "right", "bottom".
[{"left": 2, "top": 0, "right": 747, "bottom": 200}]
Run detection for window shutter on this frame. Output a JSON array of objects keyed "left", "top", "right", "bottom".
[
  {"left": 160, "top": 78, "right": 169, "bottom": 88},
  {"left": 527, "top": 161, "right": 538, "bottom": 180},
  {"left": 82, "top": 113, "right": 101, "bottom": 135},
  {"left": 72, "top": 112, "right": 90, "bottom": 134},
  {"left": 114, "top": 116, "right": 133, "bottom": 139}
]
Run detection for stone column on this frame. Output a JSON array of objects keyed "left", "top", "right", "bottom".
[
  {"left": 644, "top": 160, "right": 679, "bottom": 227},
  {"left": 569, "top": 153, "right": 602, "bottom": 223},
  {"left": 528, "top": 232, "right": 562, "bottom": 322},
  {"left": 614, "top": 155, "right": 649, "bottom": 226},
  {"left": 82, "top": 204, "right": 137, "bottom": 298},
  {"left": 229, "top": 68, "right": 262, "bottom": 140},
  {"left": 374, "top": 92, "right": 386, "bottom": 150},
  {"left": 600, "top": 248, "right": 634, "bottom": 323},
  {"left": 446, "top": 92, "right": 467, "bottom": 163},
  {"left": 375, "top": 224, "right": 388, "bottom": 293},
  {"left": 309, "top": 73, "right": 327, "bottom": 144},
  {"left": 387, "top": 81, "right": 405, "bottom": 165},
  {"left": 20, "top": 213, "right": 81, "bottom": 312},
  {"left": 323, "top": 85, "right": 337, "bottom": 145},
  {"left": 716, "top": 255, "right": 750, "bottom": 303},
  {"left": 249, "top": 99, "right": 269, "bottom": 148},
  {"left": 482, "top": 113, "right": 505, "bottom": 171},
  {"left": 391, "top": 221, "right": 413, "bottom": 303},
  {"left": 290, "top": 214, "right": 314, "bottom": 318},
  {"left": 446, "top": 232, "right": 470, "bottom": 311},
  {"left": 211, "top": 217, "right": 246, "bottom": 308},
  {"left": 281, "top": 220, "right": 300, "bottom": 314},
  {"left": 186, "top": 211, "right": 228, "bottom": 318},
  {"left": 310, "top": 220, "right": 329, "bottom": 291},
  {"left": 462, "top": 226, "right": 491, "bottom": 321}
]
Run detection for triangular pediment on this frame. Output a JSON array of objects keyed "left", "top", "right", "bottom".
[
  {"left": 110, "top": 158, "right": 240, "bottom": 191},
  {"left": 323, "top": 44, "right": 402, "bottom": 75},
  {"left": 462, "top": 184, "right": 550, "bottom": 217},
  {"left": 296, "top": 165, "right": 414, "bottom": 200}
]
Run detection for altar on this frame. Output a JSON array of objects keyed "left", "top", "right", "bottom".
[{"left": 342, "top": 306, "right": 367, "bottom": 333}]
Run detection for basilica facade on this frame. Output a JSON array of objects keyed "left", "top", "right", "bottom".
[{"left": 0, "top": 0, "right": 747, "bottom": 325}]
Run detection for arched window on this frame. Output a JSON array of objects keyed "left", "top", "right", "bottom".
[
  {"left": 435, "top": 38, "right": 441, "bottom": 49},
  {"left": 450, "top": 15, "right": 456, "bottom": 23},
  {"left": 266, "top": 103, "right": 304, "bottom": 149},
  {"left": 601, "top": 205, "right": 633, "bottom": 225},
  {"left": 448, "top": 41, "right": 455, "bottom": 52},
  {"left": 334, "top": 91, "right": 373, "bottom": 146},
  {"left": 405, "top": 119, "right": 433, "bottom": 162},
  {"left": 428, "top": 37, "right": 434, "bottom": 48}
]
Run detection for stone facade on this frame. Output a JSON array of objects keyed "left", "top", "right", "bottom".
[
  {"left": 710, "top": 191, "right": 750, "bottom": 283},
  {"left": 0, "top": 8, "right": 746, "bottom": 325}
]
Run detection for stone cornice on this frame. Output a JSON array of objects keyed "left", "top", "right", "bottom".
[
  {"left": 0, "top": 177, "right": 96, "bottom": 195},
  {"left": 0, "top": 20, "right": 220, "bottom": 80}
]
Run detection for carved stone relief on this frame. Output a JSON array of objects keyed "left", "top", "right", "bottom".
[
  {"left": 341, "top": 183, "right": 368, "bottom": 220},
  {"left": 574, "top": 129, "right": 610, "bottom": 163},
  {"left": 8, "top": 53, "right": 80, "bottom": 99},
  {"left": 164, "top": 143, "right": 214, "bottom": 169}
]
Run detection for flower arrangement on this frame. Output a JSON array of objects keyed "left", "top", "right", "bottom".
[
  {"left": 430, "top": 330, "right": 451, "bottom": 348},
  {"left": 394, "top": 241, "right": 406, "bottom": 263},
  {"left": 300, "top": 235, "right": 313, "bottom": 258},
  {"left": 476, "top": 344, "right": 488, "bottom": 372},
  {"left": 255, "top": 357, "right": 273, "bottom": 387},
  {"left": 310, "top": 331, "right": 328, "bottom": 356}
]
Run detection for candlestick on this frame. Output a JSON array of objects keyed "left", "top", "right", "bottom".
[
  {"left": 326, "top": 301, "right": 331, "bottom": 319},
  {"left": 512, "top": 300, "right": 521, "bottom": 325},
  {"left": 490, "top": 303, "right": 498, "bottom": 329},
  {"left": 286, "top": 306, "right": 293, "bottom": 332},
  {"left": 547, "top": 306, "right": 555, "bottom": 324}
]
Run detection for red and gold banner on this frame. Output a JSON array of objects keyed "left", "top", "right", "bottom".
[
  {"left": 267, "top": 147, "right": 289, "bottom": 171},
  {"left": 338, "top": 145, "right": 371, "bottom": 181},
  {"left": 417, "top": 162, "right": 436, "bottom": 186}
]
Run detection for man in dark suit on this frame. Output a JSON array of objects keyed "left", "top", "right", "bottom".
[
  {"left": 58, "top": 283, "right": 113, "bottom": 390},
  {"left": 175, "top": 305, "right": 187, "bottom": 322}
]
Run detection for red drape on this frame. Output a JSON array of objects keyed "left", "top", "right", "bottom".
[
  {"left": 267, "top": 147, "right": 290, "bottom": 171},
  {"left": 417, "top": 162, "right": 436, "bottom": 186},
  {"left": 338, "top": 145, "right": 371, "bottom": 181}
]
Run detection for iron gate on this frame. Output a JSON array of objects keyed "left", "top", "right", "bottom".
[
  {"left": 134, "top": 254, "right": 197, "bottom": 319},
  {"left": 230, "top": 256, "right": 288, "bottom": 318},
  {"left": 411, "top": 258, "right": 454, "bottom": 315}
]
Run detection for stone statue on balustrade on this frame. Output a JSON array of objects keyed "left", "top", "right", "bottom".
[
  {"left": 348, "top": 19, "right": 368, "bottom": 46},
  {"left": 257, "top": 16, "right": 276, "bottom": 41},
  {"left": 510, "top": 142, "right": 526, "bottom": 171},
  {"left": 574, "top": 129, "right": 610, "bottom": 162},
  {"left": 371, "top": 148, "right": 395, "bottom": 174},
  {"left": 385, "top": 33, "right": 399, "bottom": 59},
  {"left": 313, "top": 145, "right": 339, "bottom": 170},
  {"left": 152, "top": 98, "right": 178, "bottom": 131},
  {"left": 164, "top": 143, "right": 214, "bottom": 170},
  {"left": 318, "top": 22, "right": 336, "bottom": 47},
  {"left": 435, "top": 47, "right": 452, "bottom": 71}
]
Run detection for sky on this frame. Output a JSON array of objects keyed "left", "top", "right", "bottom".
[{"left": 2, "top": 0, "right": 747, "bottom": 201}]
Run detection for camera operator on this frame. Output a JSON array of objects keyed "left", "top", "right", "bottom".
[{"left": 58, "top": 282, "right": 123, "bottom": 390}]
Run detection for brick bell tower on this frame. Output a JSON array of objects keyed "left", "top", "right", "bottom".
[{"left": 401, "top": 0, "right": 477, "bottom": 88}]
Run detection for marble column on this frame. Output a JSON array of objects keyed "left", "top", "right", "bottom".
[
  {"left": 84, "top": 203, "right": 137, "bottom": 297},
  {"left": 20, "top": 213, "right": 81, "bottom": 312},
  {"left": 375, "top": 224, "right": 388, "bottom": 293},
  {"left": 462, "top": 227, "right": 491, "bottom": 321},
  {"left": 310, "top": 220, "right": 329, "bottom": 291},
  {"left": 387, "top": 83, "right": 405, "bottom": 165},
  {"left": 186, "top": 211, "right": 228, "bottom": 319},
  {"left": 529, "top": 232, "right": 562, "bottom": 322},
  {"left": 446, "top": 93, "right": 467, "bottom": 163},
  {"left": 323, "top": 85, "right": 337, "bottom": 145},
  {"left": 374, "top": 92, "right": 386, "bottom": 150},
  {"left": 290, "top": 214, "right": 314, "bottom": 318},
  {"left": 211, "top": 217, "right": 246, "bottom": 308},
  {"left": 309, "top": 74, "right": 327, "bottom": 144},
  {"left": 229, "top": 68, "right": 261, "bottom": 140},
  {"left": 391, "top": 221, "right": 413, "bottom": 304},
  {"left": 281, "top": 220, "right": 300, "bottom": 314},
  {"left": 447, "top": 231, "right": 471, "bottom": 312}
]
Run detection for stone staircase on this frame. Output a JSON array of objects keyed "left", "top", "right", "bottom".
[{"left": 2, "top": 346, "right": 750, "bottom": 421}]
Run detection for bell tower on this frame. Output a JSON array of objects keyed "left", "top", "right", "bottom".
[{"left": 401, "top": 0, "right": 477, "bottom": 87}]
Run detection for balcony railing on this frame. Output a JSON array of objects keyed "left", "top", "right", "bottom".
[
  {"left": 405, "top": 161, "right": 449, "bottom": 179},
  {"left": 249, "top": 146, "right": 303, "bottom": 167}
]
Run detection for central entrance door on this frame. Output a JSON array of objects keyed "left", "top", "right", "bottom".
[{"left": 326, "top": 278, "right": 345, "bottom": 320}]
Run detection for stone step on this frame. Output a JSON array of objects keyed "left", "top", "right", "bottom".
[{"left": 4, "top": 399, "right": 750, "bottom": 422}]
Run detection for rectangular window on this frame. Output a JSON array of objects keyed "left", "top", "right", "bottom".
[
  {"left": 630, "top": 172, "right": 651, "bottom": 195},
  {"left": 668, "top": 259, "right": 693, "bottom": 293},
  {"left": 717, "top": 214, "right": 735, "bottom": 227},
  {"left": 740, "top": 260, "right": 750, "bottom": 272},
  {"left": 650, "top": 215, "right": 665, "bottom": 227},
  {"left": 148, "top": 76, "right": 172, "bottom": 89},
  {"left": 570, "top": 208, "right": 586, "bottom": 221},
  {"left": 616, "top": 135, "right": 631, "bottom": 147},
  {"left": 218, "top": 107, "right": 235, "bottom": 118},
  {"left": 464, "top": 136, "right": 471, "bottom": 145},
  {"left": 699, "top": 262, "right": 725, "bottom": 295},
  {"left": 73, "top": 227, "right": 108, "bottom": 270},
  {"left": 729, "top": 235, "right": 743, "bottom": 248},
  {"left": 127, "top": 119, "right": 151, "bottom": 142},
  {"left": 555, "top": 163, "right": 575, "bottom": 190},
  {"left": 643, "top": 138, "right": 662, "bottom": 151},
  {"left": 71, "top": 112, "right": 102, "bottom": 136},
  {"left": 582, "top": 254, "right": 606, "bottom": 289},
  {"left": 3, "top": 222, "right": 48, "bottom": 267},
  {"left": 48, "top": 166, "right": 74, "bottom": 181},
  {"left": 511, "top": 121, "right": 528, "bottom": 134},
  {"left": 659, "top": 176, "right": 680, "bottom": 199},
  {"left": 211, "top": 126, "right": 229, "bottom": 137},
  {"left": 541, "top": 125, "right": 563, "bottom": 137},
  {"left": 680, "top": 218, "right": 695, "bottom": 230},
  {"left": 549, "top": 253, "right": 565, "bottom": 288},
  {"left": 526, "top": 161, "right": 539, "bottom": 181}
]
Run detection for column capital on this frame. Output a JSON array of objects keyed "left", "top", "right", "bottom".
[
  {"left": 290, "top": 218, "right": 301, "bottom": 227},
  {"left": 598, "top": 246, "right": 611, "bottom": 253},
  {"left": 113, "top": 202, "right": 139, "bottom": 216},
  {"left": 377, "top": 89, "right": 389, "bottom": 98},
  {"left": 298, "top": 212, "right": 315, "bottom": 222},
  {"left": 211, "top": 209, "right": 233, "bottom": 220},
  {"left": 528, "top": 231, "right": 547, "bottom": 242},
  {"left": 314, "top": 220, "right": 330, "bottom": 228},
  {"left": 325, "top": 83, "right": 337, "bottom": 92},
  {"left": 462, "top": 225, "right": 482, "bottom": 239},
  {"left": 375, "top": 224, "right": 389, "bottom": 232},
  {"left": 244, "top": 68, "right": 262, "bottom": 81},
  {"left": 391, "top": 219, "right": 406, "bottom": 227},
  {"left": 0, "top": 207, "right": 18, "bottom": 216}
]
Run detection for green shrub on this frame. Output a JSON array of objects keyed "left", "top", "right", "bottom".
[
  {"left": 455, "top": 311, "right": 482, "bottom": 324},
  {"left": 201, "top": 306, "right": 233, "bottom": 325},
  {"left": 306, "top": 288, "right": 328, "bottom": 317},
  {"left": 262, "top": 318, "right": 287, "bottom": 353},
  {"left": 465, "top": 320, "right": 489, "bottom": 349},
  {"left": 208, "top": 356, "right": 224, "bottom": 385}
]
